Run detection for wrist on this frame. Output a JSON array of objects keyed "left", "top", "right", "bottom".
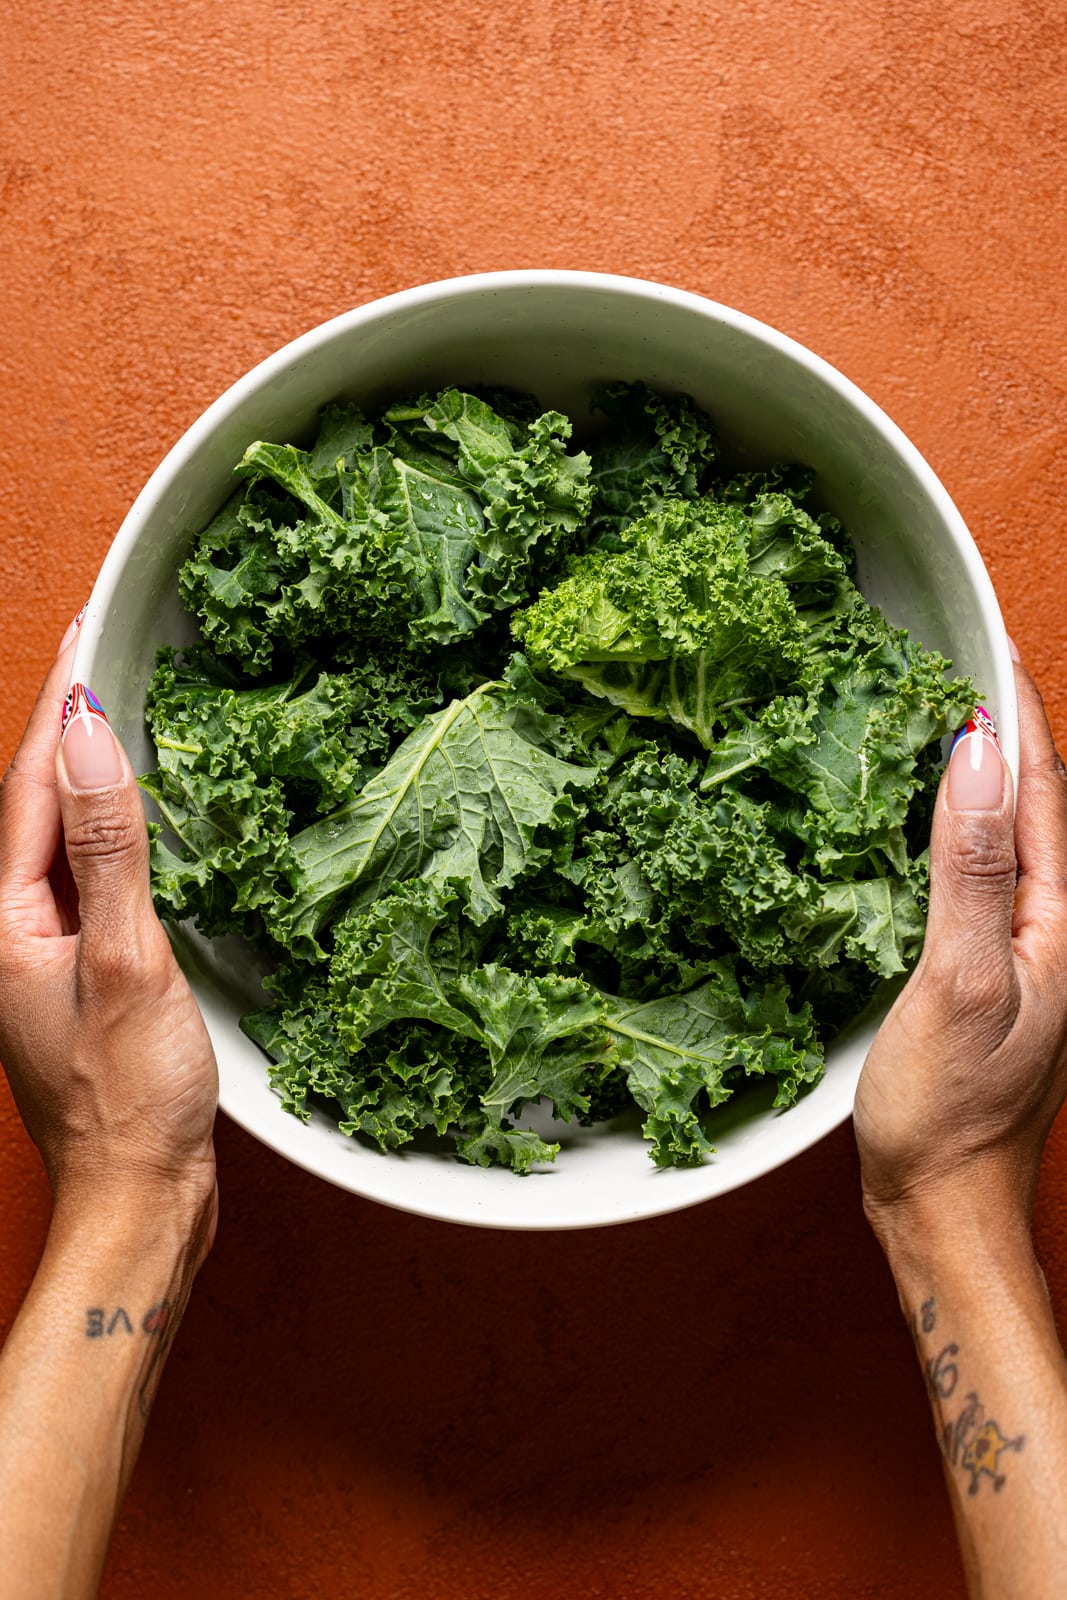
[
  {"left": 48, "top": 1162, "right": 217, "bottom": 1278},
  {"left": 865, "top": 1181, "right": 1038, "bottom": 1311},
  {"left": 863, "top": 1146, "right": 1035, "bottom": 1252}
]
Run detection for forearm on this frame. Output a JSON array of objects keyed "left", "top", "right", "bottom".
[
  {"left": 874, "top": 1197, "right": 1067, "bottom": 1599},
  {"left": 0, "top": 1184, "right": 211, "bottom": 1600}
]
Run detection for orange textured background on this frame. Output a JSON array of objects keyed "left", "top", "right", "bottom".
[{"left": 3, "top": 2, "right": 1067, "bottom": 1596}]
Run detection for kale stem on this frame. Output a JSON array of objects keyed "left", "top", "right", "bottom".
[
  {"left": 156, "top": 737, "right": 203, "bottom": 755},
  {"left": 717, "top": 693, "right": 772, "bottom": 711},
  {"left": 701, "top": 752, "right": 763, "bottom": 788}
]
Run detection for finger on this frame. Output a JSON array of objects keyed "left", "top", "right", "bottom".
[
  {"left": 55, "top": 683, "right": 160, "bottom": 975},
  {"left": 1004, "top": 659, "right": 1067, "bottom": 960},
  {"left": 922, "top": 709, "right": 1017, "bottom": 985},
  {"left": 1012, "top": 659, "right": 1067, "bottom": 890},
  {"left": 0, "top": 622, "right": 82, "bottom": 897}
]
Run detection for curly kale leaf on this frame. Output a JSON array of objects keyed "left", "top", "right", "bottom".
[
  {"left": 329, "top": 881, "right": 487, "bottom": 1047},
  {"left": 140, "top": 646, "right": 443, "bottom": 937},
  {"left": 179, "top": 453, "right": 414, "bottom": 671},
  {"left": 586, "top": 382, "right": 718, "bottom": 541},
  {"left": 141, "top": 654, "right": 321, "bottom": 939},
  {"left": 245, "top": 880, "right": 617, "bottom": 1172},
  {"left": 782, "top": 864, "right": 929, "bottom": 978},
  {"left": 329, "top": 882, "right": 617, "bottom": 1129},
  {"left": 546, "top": 742, "right": 929, "bottom": 988},
  {"left": 603, "top": 965, "right": 822, "bottom": 1166},
  {"left": 511, "top": 483, "right": 863, "bottom": 739},
  {"left": 271, "top": 680, "right": 597, "bottom": 953},
  {"left": 513, "top": 497, "right": 822, "bottom": 744},
  {"left": 703, "top": 630, "right": 974, "bottom": 876},
  {"left": 385, "top": 388, "right": 594, "bottom": 593},
  {"left": 179, "top": 391, "right": 592, "bottom": 669},
  {"left": 610, "top": 748, "right": 815, "bottom": 971},
  {"left": 513, "top": 486, "right": 868, "bottom": 742},
  {"left": 246, "top": 893, "right": 822, "bottom": 1172},
  {"left": 243, "top": 967, "right": 485, "bottom": 1155}
]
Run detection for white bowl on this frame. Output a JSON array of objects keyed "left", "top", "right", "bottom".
[{"left": 73, "top": 270, "right": 1017, "bottom": 1230}]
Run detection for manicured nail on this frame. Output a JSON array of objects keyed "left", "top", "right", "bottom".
[
  {"left": 1007, "top": 634, "right": 1021, "bottom": 662},
  {"left": 948, "top": 707, "right": 1004, "bottom": 811},
  {"left": 60, "top": 684, "right": 124, "bottom": 790},
  {"left": 58, "top": 601, "right": 89, "bottom": 655}
]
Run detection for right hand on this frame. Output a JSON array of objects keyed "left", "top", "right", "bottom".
[
  {"left": 854, "top": 655, "right": 1067, "bottom": 1234},
  {"left": 0, "top": 630, "right": 218, "bottom": 1257}
]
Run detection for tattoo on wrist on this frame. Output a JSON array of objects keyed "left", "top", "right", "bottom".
[
  {"left": 85, "top": 1302, "right": 171, "bottom": 1340},
  {"left": 84, "top": 1299, "right": 178, "bottom": 1419},
  {"left": 909, "top": 1297, "right": 1026, "bottom": 1496}
]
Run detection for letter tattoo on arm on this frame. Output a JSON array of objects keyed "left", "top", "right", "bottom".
[{"left": 911, "top": 1298, "right": 1026, "bottom": 1496}]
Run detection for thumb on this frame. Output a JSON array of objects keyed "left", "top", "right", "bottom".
[
  {"left": 924, "top": 708, "right": 1017, "bottom": 974},
  {"left": 55, "top": 683, "right": 157, "bottom": 959}
]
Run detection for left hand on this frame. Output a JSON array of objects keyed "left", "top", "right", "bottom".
[{"left": 0, "top": 626, "right": 218, "bottom": 1254}]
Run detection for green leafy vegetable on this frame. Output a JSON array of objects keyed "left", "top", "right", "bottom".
[
  {"left": 179, "top": 388, "right": 593, "bottom": 669},
  {"left": 585, "top": 382, "right": 719, "bottom": 542},
  {"left": 271, "top": 679, "right": 596, "bottom": 954},
  {"left": 145, "top": 383, "right": 975, "bottom": 1172},
  {"left": 604, "top": 967, "right": 822, "bottom": 1165}
]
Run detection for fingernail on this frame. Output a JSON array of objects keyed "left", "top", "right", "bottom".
[
  {"left": 1007, "top": 634, "right": 1021, "bottom": 662},
  {"left": 948, "top": 707, "right": 1004, "bottom": 811},
  {"left": 58, "top": 601, "right": 89, "bottom": 655},
  {"left": 60, "top": 684, "right": 124, "bottom": 790}
]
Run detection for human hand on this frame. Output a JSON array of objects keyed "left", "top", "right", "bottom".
[
  {"left": 854, "top": 655, "right": 1067, "bottom": 1237},
  {"left": 0, "top": 625, "right": 218, "bottom": 1257}
]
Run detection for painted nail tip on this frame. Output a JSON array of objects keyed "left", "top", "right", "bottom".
[
  {"left": 61, "top": 682, "right": 109, "bottom": 735},
  {"left": 57, "top": 601, "right": 89, "bottom": 655},
  {"left": 951, "top": 707, "right": 1001, "bottom": 756},
  {"left": 58, "top": 683, "right": 123, "bottom": 790}
]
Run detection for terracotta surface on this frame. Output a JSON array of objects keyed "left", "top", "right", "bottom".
[{"left": 3, "top": 2, "right": 1066, "bottom": 1595}]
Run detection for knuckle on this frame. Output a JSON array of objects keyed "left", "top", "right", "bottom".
[
  {"left": 0, "top": 754, "right": 54, "bottom": 804},
  {"left": 77, "top": 944, "right": 144, "bottom": 1011},
  {"left": 1027, "top": 759, "right": 1067, "bottom": 814},
  {"left": 0, "top": 760, "right": 53, "bottom": 855},
  {"left": 64, "top": 809, "right": 143, "bottom": 864},
  {"left": 948, "top": 828, "right": 1016, "bottom": 889},
  {"left": 78, "top": 914, "right": 170, "bottom": 1004},
  {"left": 1023, "top": 748, "right": 1067, "bottom": 793}
]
